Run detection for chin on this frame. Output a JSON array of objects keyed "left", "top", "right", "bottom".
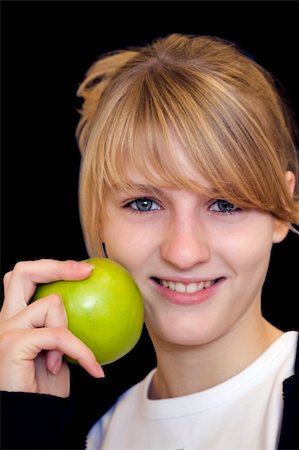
[{"left": 147, "top": 315, "right": 223, "bottom": 348}]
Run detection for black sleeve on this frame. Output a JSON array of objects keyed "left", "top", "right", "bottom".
[
  {"left": 278, "top": 334, "right": 299, "bottom": 450},
  {"left": 277, "top": 374, "right": 299, "bottom": 450},
  {"left": 0, "top": 391, "right": 72, "bottom": 450}
]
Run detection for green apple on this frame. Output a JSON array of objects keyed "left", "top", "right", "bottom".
[{"left": 32, "top": 258, "right": 144, "bottom": 365}]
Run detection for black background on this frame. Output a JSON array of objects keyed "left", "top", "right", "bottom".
[{"left": 1, "top": 1, "right": 299, "bottom": 446}]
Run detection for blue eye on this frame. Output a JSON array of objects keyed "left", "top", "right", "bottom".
[
  {"left": 210, "top": 200, "right": 240, "bottom": 214},
  {"left": 126, "top": 198, "right": 161, "bottom": 212}
]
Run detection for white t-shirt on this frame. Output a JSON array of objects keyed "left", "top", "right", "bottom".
[{"left": 86, "top": 331, "right": 298, "bottom": 450}]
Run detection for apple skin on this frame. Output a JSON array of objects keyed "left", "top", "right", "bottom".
[{"left": 32, "top": 258, "right": 144, "bottom": 365}]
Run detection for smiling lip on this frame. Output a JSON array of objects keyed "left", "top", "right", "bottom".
[{"left": 151, "top": 277, "right": 224, "bottom": 305}]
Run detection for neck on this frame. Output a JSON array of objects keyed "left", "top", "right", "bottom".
[{"left": 148, "top": 314, "right": 282, "bottom": 400}]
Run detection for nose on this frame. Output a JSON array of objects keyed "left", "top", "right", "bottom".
[{"left": 160, "top": 214, "right": 210, "bottom": 270}]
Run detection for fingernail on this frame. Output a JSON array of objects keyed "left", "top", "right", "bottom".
[
  {"left": 52, "top": 357, "right": 62, "bottom": 375},
  {"left": 96, "top": 363, "right": 105, "bottom": 378},
  {"left": 73, "top": 262, "right": 95, "bottom": 272},
  {"left": 83, "top": 263, "right": 95, "bottom": 272}
]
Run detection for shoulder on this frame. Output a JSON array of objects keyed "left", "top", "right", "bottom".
[{"left": 86, "top": 369, "right": 155, "bottom": 449}]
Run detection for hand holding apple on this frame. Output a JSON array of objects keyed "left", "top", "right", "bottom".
[{"left": 32, "top": 258, "right": 144, "bottom": 365}]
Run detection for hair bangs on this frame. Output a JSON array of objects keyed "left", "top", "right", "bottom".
[
  {"left": 93, "top": 68, "right": 295, "bottom": 219},
  {"left": 97, "top": 75, "right": 214, "bottom": 199}
]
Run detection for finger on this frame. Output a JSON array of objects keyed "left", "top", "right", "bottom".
[
  {"left": 3, "top": 271, "right": 12, "bottom": 293},
  {"left": 11, "top": 294, "right": 68, "bottom": 329},
  {"left": 43, "top": 297, "right": 67, "bottom": 374},
  {"left": 0, "top": 327, "right": 104, "bottom": 393},
  {"left": 22, "top": 327, "right": 105, "bottom": 378},
  {"left": 6, "top": 294, "right": 68, "bottom": 374},
  {"left": 1, "top": 259, "right": 94, "bottom": 319},
  {"left": 6, "top": 295, "right": 104, "bottom": 378}
]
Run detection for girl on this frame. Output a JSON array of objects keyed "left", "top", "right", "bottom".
[{"left": 1, "top": 34, "right": 298, "bottom": 449}]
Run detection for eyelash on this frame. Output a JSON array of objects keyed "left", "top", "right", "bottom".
[
  {"left": 123, "top": 198, "right": 242, "bottom": 215},
  {"left": 209, "top": 200, "right": 242, "bottom": 215},
  {"left": 123, "top": 198, "right": 161, "bottom": 214}
]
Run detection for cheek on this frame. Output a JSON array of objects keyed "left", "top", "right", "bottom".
[
  {"left": 102, "top": 220, "right": 157, "bottom": 270},
  {"left": 219, "top": 221, "right": 274, "bottom": 278}
]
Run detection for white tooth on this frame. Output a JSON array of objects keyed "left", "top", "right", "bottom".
[
  {"left": 186, "top": 283, "right": 198, "bottom": 294},
  {"left": 197, "top": 281, "right": 205, "bottom": 291},
  {"left": 175, "top": 282, "right": 186, "bottom": 293},
  {"left": 161, "top": 279, "right": 216, "bottom": 293},
  {"left": 169, "top": 281, "right": 176, "bottom": 291}
]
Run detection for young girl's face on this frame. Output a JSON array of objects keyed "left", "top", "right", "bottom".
[{"left": 101, "top": 147, "right": 287, "bottom": 348}]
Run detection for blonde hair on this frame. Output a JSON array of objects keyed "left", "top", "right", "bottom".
[{"left": 76, "top": 33, "right": 299, "bottom": 256}]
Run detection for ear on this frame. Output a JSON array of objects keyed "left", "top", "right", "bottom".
[
  {"left": 285, "top": 170, "right": 296, "bottom": 195},
  {"left": 272, "top": 171, "right": 296, "bottom": 243}
]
